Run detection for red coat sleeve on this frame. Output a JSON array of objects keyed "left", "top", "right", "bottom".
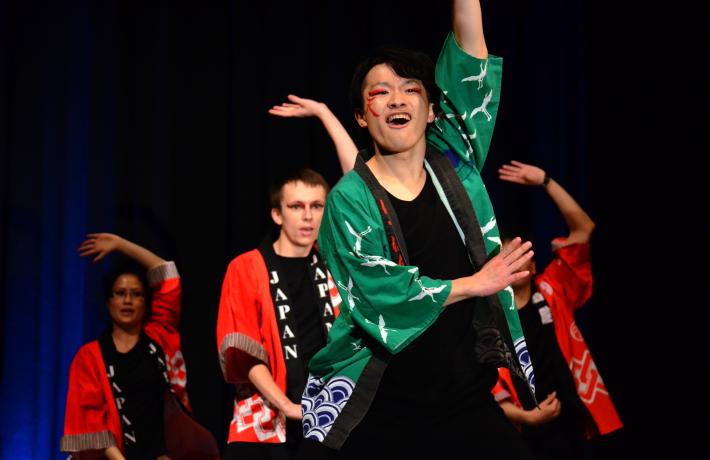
[
  {"left": 216, "top": 250, "right": 271, "bottom": 384},
  {"left": 327, "top": 270, "right": 342, "bottom": 318},
  {"left": 141, "top": 261, "right": 191, "bottom": 409},
  {"left": 144, "top": 261, "right": 181, "bottom": 338},
  {"left": 61, "top": 342, "right": 122, "bottom": 456},
  {"left": 539, "top": 241, "right": 593, "bottom": 311},
  {"left": 492, "top": 367, "right": 521, "bottom": 406}
]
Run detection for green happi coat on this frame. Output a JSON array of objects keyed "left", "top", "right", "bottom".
[{"left": 302, "top": 32, "right": 534, "bottom": 450}]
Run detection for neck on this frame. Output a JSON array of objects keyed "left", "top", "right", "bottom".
[
  {"left": 112, "top": 324, "right": 141, "bottom": 353},
  {"left": 273, "top": 238, "right": 311, "bottom": 258},
  {"left": 514, "top": 283, "right": 533, "bottom": 310},
  {"left": 367, "top": 141, "right": 427, "bottom": 200}
]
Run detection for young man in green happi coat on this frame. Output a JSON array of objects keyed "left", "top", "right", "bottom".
[{"left": 298, "top": 1, "right": 536, "bottom": 458}]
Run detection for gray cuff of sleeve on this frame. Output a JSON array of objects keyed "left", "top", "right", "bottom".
[
  {"left": 60, "top": 430, "right": 117, "bottom": 452},
  {"left": 219, "top": 332, "right": 269, "bottom": 378},
  {"left": 147, "top": 261, "right": 179, "bottom": 286}
]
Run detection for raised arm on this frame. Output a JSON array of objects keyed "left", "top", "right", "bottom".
[
  {"left": 78, "top": 233, "right": 166, "bottom": 269},
  {"left": 499, "top": 160, "right": 596, "bottom": 244},
  {"left": 453, "top": 0, "right": 488, "bottom": 58},
  {"left": 269, "top": 94, "right": 358, "bottom": 173}
]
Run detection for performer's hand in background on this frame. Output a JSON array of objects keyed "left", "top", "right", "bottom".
[
  {"left": 498, "top": 160, "right": 546, "bottom": 186},
  {"left": 268, "top": 94, "right": 326, "bottom": 119},
  {"left": 78, "top": 233, "right": 123, "bottom": 262}
]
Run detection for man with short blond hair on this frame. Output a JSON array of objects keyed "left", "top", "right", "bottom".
[{"left": 217, "top": 168, "right": 341, "bottom": 460}]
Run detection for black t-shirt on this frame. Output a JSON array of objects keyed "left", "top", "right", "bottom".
[
  {"left": 111, "top": 335, "right": 168, "bottom": 460},
  {"left": 514, "top": 292, "right": 591, "bottom": 436},
  {"left": 367, "top": 171, "right": 496, "bottom": 423},
  {"left": 274, "top": 254, "right": 327, "bottom": 404}
]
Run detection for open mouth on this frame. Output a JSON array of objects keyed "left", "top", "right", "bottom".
[
  {"left": 386, "top": 113, "right": 411, "bottom": 127},
  {"left": 119, "top": 308, "right": 136, "bottom": 315}
]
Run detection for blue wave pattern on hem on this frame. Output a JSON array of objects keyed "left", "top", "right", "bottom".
[
  {"left": 514, "top": 337, "right": 536, "bottom": 393},
  {"left": 302, "top": 375, "right": 356, "bottom": 442}
]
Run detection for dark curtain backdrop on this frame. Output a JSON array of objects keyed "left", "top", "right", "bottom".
[{"left": 1, "top": 1, "right": 706, "bottom": 459}]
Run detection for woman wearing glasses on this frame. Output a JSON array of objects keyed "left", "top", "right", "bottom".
[{"left": 61, "top": 233, "right": 217, "bottom": 460}]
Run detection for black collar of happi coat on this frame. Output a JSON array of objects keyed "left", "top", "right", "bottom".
[
  {"left": 98, "top": 330, "right": 170, "bottom": 447},
  {"left": 257, "top": 238, "right": 336, "bottom": 368}
]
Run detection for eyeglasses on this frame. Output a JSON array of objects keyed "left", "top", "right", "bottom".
[{"left": 112, "top": 290, "right": 145, "bottom": 300}]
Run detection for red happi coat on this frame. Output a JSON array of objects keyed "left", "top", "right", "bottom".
[
  {"left": 493, "top": 242, "right": 622, "bottom": 437},
  {"left": 217, "top": 249, "right": 341, "bottom": 444},
  {"left": 61, "top": 262, "right": 189, "bottom": 457},
  {"left": 492, "top": 367, "right": 524, "bottom": 431}
]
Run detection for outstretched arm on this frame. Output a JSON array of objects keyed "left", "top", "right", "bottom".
[
  {"left": 269, "top": 94, "right": 358, "bottom": 173},
  {"left": 78, "top": 233, "right": 166, "bottom": 269},
  {"left": 453, "top": 0, "right": 488, "bottom": 58},
  {"left": 499, "top": 160, "right": 595, "bottom": 245}
]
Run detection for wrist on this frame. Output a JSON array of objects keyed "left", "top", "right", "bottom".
[
  {"left": 464, "top": 274, "right": 482, "bottom": 298},
  {"left": 315, "top": 102, "right": 328, "bottom": 118},
  {"left": 275, "top": 395, "right": 294, "bottom": 413},
  {"left": 522, "top": 411, "right": 532, "bottom": 425},
  {"left": 542, "top": 172, "right": 551, "bottom": 187},
  {"left": 115, "top": 237, "right": 128, "bottom": 252}
]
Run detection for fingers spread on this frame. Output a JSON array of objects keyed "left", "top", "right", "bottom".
[
  {"left": 508, "top": 250, "right": 534, "bottom": 273},
  {"left": 508, "top": 270, "right": 530, "bottom": 284},
  {"left": 78, "top": 242, "right": 97, "bottom": 255},
  {"left": 499, "top": 236, "right": 521, "bottom": 258},
  {"left": 504, "top": 240, "right": 532, "bottom": 264}
]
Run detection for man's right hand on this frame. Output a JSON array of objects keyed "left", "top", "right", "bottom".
[{"left": 282, "top": 401, "right": 303, "bottom": 420}]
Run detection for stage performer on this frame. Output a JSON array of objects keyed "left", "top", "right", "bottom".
[
  {"left": 217, "top": 168, "right": 344, "bottom": 460},
  {"left": 493, "top": 160, "right": 623, "bottom": 459},
  {"left": 297, "top": 1, "right": 536, "bottom": 458},
  {"left": 61, "top": 233, "right": 218, "bottom": 460}
]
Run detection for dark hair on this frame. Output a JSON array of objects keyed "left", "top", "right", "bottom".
[
  {"left": 269, "top": 168, "right": 330, "bottom": 210},
  {"left": 103, "top": 261, "right": 152, "bottom": 311},
  {"left": 498, "top": 222, "right": 534, "bottom": 246},
  {"left": 349, "top": 45, "right": 440, "bottom": 117}
]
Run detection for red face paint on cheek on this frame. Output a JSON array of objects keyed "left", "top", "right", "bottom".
[
  {"left": 366, "top": 90, "right": 385, "bottom": 118},
  {"left": 366, "top": 100, "right": 380, "bottom": 117}
]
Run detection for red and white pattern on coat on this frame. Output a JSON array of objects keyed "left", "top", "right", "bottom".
[
  {"left": 234, "top": 394, "right": 286, "bottom": 442},
  {"left": 569, "top": 321, "right": 584, "bottom": 342},
  {"left": 569, "top": 349, "right": 609, "bottom": 405},
  {"left": 327, "top": 272, "right": 342, "bottom": 310},
  {"left": 167, "top": 350, "right": 189, "bottom": 404},
  {"left": 538, "top": 280, "right": 554, "bottom": 296}
]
